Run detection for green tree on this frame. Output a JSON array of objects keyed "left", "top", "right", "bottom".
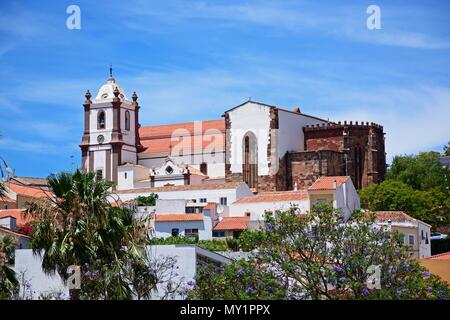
[
  {"left": 136, "top": 194, "right": 158, "bottom": 206},
  {"left": 189, "top": 204, "right": 450, "bottom": 300},
  {"left": 0, "top": 236, "right": 18, "bottom": 300},
  {"left": 25, "top": 169, "right": 151, "bottom": 300},
  {"left": 386, "top": 152, "right": 449, "bottom": 192},
  {"left": 360, "top": 180, "right": 450, "bottom": 227},
  {"left": 444, "top": 142, "right": 450, "bottom": 156}
]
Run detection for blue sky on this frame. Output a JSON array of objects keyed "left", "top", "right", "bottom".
[{"left": 0, "top": 0, "right": 449, "bottom": 178}]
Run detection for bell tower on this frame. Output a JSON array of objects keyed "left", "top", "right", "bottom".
[{"left": 80, "top": 68, "right": 142, "bottom": 187}]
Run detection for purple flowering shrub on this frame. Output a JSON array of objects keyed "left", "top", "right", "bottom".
[
  {"left": 189, "top": 204, "right": 450, "bottom": 300},
  {"left": 188, "top": 258, "right": 287, "bottom": 300}
]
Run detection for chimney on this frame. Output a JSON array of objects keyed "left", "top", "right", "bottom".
[{"left": 332, "top": 180, "right": 337, "bottom": 189}]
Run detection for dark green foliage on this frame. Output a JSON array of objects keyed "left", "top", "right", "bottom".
[
  {"left": 136, "top": 194, "right": 158, "bottom": 206},
  {"left": 360, "top": 151, "right": 450, "bottom": 228},
  {"left": 150, "top": 236, "right": 229, "bottom": 252}
]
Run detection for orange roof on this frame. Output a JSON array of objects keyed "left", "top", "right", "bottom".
[
  {"left": 308, "top": 176, "right": 350, "bottom": 191},
  {"left": 4, "top": 182, "right": 52, "bottom": 199},
  {"left": 115, "top": 182, "right": 242, "bottom": 194},
  {"left": 214, "top": 216, "right": 249, "bottom": 231},
  {"left": 1, "top": 195, "right": 16, "bottom": 204},
  {"left": 139, "top": 120, "right": 225, "bottom": 155},
  {"left": 204, "top": 202, "right": 216, "bottom": 210},
  {"left": 234, "top": 191, "right": 308, "bottom": 204},
  {"left": 426, "top": 252, "right": 450, "bottom": 260},
  {"left": 373, "top": 211, "right": 417, "bottom": 223},
  {"left": 0, "top": 209, "right": 33, "bottom": 226},
  {"left": 155, "top": 214, "right": 203, "bottom": 222}
]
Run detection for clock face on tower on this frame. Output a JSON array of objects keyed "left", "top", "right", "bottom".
[{"left": 97, "top": 134, "right": 105, "bottom": 144}]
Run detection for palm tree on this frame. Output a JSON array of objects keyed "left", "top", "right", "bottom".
[
  {"left": 25, "top": 169, "right": 150, "bottom": 300},
  {"left": 0, "top": 236, "right": 19, "bottom": 299}
]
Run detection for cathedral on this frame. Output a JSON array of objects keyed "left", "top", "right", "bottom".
[{"left": 80, "top": 71, "right": 386, "bottom": 192}]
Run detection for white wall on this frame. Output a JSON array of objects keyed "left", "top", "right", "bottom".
[
  {"left": 117, "top": 183, "right": 253, "bottom": 205},
  {"left": 13, "top": 250, "right": 69, "bottom": 299},
  {"left": 277, "top": 110, "right": 325, "bottom": 157},
  {"left": 418, "top": 222, "right": 431, "bottom": 258},
  {"left": 153, "top": 217, "right": 212, "bottom": 240},
  {"left": 229, "top": 200, "right": 309, "bottom": 220},
  {"left": 227, "top": 102, "right": 271, "bottom": 176},
  {"left": 156, "top": 199, "right": 186, "bottom": 214}
]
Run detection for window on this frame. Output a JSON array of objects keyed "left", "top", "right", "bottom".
[
  {"left": 213, "top": 231, "right": 225, "bottom": 237},
  {"left": 3, "top": 204, "right": 8, "bottom": 209},
  {"left": 191, "top": 199, "right": 197, "bottom": 203},
  {"left": 243, "top": 133, "right": 258, "bottom": 189},
  {"left": 185, "top": 228, "right": 199, "bottom": 239},
  {"left": 186, "top": 207, "right": 196, "bottom": 214},
  {"left": 125, "top": 110, "right": 130, "bottom": 131},
  {"left": 199, "top": 198, "right": 207, "bottom": 203},
  {"left": 421, "top": 230, "right": 424, "bottom": 240},
  {"left": 200, "top": 163, "right": 207, "bottom": 175},
  {"left": 165, "top": 166, "right": 173, "bottom": 174},
  {"left": 220, "top": 197, "right": 227, "bottom": 206},
  {"left": 425, "top": 232, "right": 429, "bottom": 244},
  {"left": 408, "top": 234, "right": 415, "bottom": 245},
  {"left": 171, "top": 228, "right": 179, "bottom": 237},
  {"left": 124, "top": 172, "right": 128, "bottom": 179},
  {"left": 96, "top": 169, "right": 103, "bottom": 180},
  {"left": 97, "top": 110, "right": 106, "bottom": 129}
]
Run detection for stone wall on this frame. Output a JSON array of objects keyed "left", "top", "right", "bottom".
[
  {"left": 304, "top": 122, "right": 386, "bottom": 189},
  {"left": 286, "top": 150, "right": 344, "bottom": 190}
]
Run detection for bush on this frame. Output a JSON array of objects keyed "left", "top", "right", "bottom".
[{"left": 136, "top": 193, "right": 158, "bottom": 206}]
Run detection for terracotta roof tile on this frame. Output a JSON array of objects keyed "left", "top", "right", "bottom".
[
  {"left": 155, "top": 214, "right": 203, "bottom": 222},
  {"left": 4, "top": 182, "right": 52, "bottom": 199},
  {"left": 234, "top": 191, "right": 308, "bottom": 204},
  {"left": 0, "top": 209, "right": 33, "bottom": 226},
  {"left": 214, "top": 216, "right": 249, "bottom": 231},
  {"left": 0, "top": 226, "right": 32, "bottom": 239},
  {"left": 139, "top": 120, "right": 225, "bottom": 155},
  {"left": 373, "top": 211, "right": 417, "bottom": 223},
  {"left": 308, "top": 176, "right": 350, "bottom": 191}
]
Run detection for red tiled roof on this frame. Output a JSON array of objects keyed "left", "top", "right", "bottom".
[
  {"left": 213, "top": 216, "right": 249, "bottom": 231},
  {"left": 308, "top": 176, "right": 350, "bottom": 191},
  {"left": 4, "top": 182, "right": 52, "bottom": 199},
  {"left": 234, "top": 191, "right": 308, "bottom": 204},
  {"left": 426, "top": 252, "right": 450, "bottom": 260},
  {"left": 114, "top": 182, "right": 242, "bottom": 194},
  {"left": 155, "top": 214, "right": 203, "bottom": 222},
  {"left": 0, "top": 209, "right": 33, "bottom": 226},
  {"left": 0, "top": 226, "right": 32, "bottom": 239},
  {"left": 373, "top": 211, "right": 417, "bottom": 223},
  {"left": 139, "top": 120, "right": 225, "bottom": 155}
]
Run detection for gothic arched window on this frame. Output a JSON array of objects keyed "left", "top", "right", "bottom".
[
  {"left": 125, "top": 110, "right": 130, "bottom": 131},
  {"left": 98, "top": 110, "right": 106, "bottom": 129},
  {"left": 200, "top": 162, "right": 207, "bottom": 175},
  {"left": 242, "top": 132, "right": 258, "bottom": 189}
]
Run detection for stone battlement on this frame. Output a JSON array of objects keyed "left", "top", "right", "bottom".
[{"left": 304, "top": 121, "right": 383, "bottom": 131}]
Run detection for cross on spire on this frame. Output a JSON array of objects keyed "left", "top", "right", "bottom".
[{"left": 109, "top": 64, "right": 113, "bottom": 77}]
